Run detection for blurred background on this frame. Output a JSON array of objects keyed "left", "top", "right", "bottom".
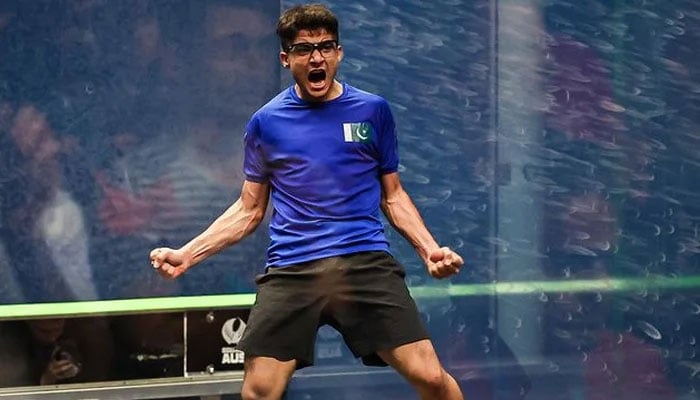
[{"left": 0, "top": 0, "right": 699, "bottom": 399}]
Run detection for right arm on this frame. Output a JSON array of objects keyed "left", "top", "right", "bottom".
[{"left": 150, "top": 179, "right": 270, "bottom": 278}]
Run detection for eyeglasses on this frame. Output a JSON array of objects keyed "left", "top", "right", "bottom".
[{"left": 286, "top": 40, "right": 338, "bottom": 57}]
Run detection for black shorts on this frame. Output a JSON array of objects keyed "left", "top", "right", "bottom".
[{"left": 237, "top": 251, "right": 429, "bottom": 369}]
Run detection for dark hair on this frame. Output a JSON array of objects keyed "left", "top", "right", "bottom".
[{"left": 276, "top": 3, "right": 339, "bottom": 51}]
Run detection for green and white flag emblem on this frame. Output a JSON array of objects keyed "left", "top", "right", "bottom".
[{"left": 343, "top": 122, "right": 373, "bottom": 143}]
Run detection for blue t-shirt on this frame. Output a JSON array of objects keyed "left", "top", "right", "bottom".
[{"left": 243, "top": 82, "right": 399, "bottom": 267}]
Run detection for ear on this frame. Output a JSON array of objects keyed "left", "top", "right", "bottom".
[
  {"left": 336, "top": 44, "right": 344, "bottom": 63},
  {"left": 280, "top": 52, "right": 290, "bottom": 68}
]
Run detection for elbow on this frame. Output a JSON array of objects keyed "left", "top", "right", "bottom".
[
  {"left": 245, "top": 206, "right": 267, "bottom": 233},
  {"left": 380, "top": 198, "right": 397, "bottom": 228},
  {"left": 382, "top": 189, "right": 406, "bottom": 209},
  {"left": 251, "top": 209, "right": 265, "bottom": 228}
]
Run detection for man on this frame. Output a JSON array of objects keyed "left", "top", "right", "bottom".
[{"left": 150, "top": 4, "right": 465, "bottom": 399}]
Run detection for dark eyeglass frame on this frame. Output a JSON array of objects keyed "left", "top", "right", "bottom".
[{"left": 285, "top": 40, "right": 339, "bottom": 56}]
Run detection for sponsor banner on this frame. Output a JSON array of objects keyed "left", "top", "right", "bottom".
[{"left": 185, "top": 309, "right": 251, "bottom": 373}]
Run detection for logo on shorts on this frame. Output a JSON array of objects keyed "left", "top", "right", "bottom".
[
  {"left": 221, "top": 317, "right": 246, "bottom": 364},
  {"left": 343, "top": 122, "right": 373, "bottom": 143}
]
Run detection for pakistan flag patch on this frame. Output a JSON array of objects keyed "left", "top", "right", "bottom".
[{"left": 343, "top": 122, "right": 373, "bottom": 143}]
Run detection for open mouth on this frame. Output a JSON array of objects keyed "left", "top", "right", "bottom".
[{"left": 308, "top": 70, "right": 326, "bottom": 84}]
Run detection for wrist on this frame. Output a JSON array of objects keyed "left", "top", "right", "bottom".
[
  {"left": 418, "top": 244, "right": 441, "bottom": 263},
  {"left": 178, "top": 246, "right": 196, "bottom": 268}
]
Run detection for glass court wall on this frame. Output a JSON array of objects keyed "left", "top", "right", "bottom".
[{"left": 1, "top": 0, "right": 699, "bottom": 399}]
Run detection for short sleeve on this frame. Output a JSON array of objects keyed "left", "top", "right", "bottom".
[
  {"left": 243, "top": 114, "right": 269, "bottom": 182},
  {"left": 377, "top": 100, "right": 399, "bottom": 174}
]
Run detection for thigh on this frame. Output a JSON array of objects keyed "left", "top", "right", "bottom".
[
  {"left": 327, "top": 252, "right": 429, "bottom": 365},
  {"left": 237, "top": 264, "right": 326, "bottom": 368}
]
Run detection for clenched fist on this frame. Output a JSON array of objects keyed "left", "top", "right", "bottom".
[
  {"left": 149, "top": 247, "right": 192, "bottom": 279},
  {"left": 426, "top": 247, "right": 464, "bottom": 279}
]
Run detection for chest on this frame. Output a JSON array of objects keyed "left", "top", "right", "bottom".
[{"left": 262, "top": 109, "right": 378, "bottom": 163}]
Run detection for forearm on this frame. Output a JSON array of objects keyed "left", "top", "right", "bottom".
[
  {"left": 381, "top": 188, "right": 439, "bottom": 263},
  {"left": 181, "top": 198, "right": 264, "bottom": 267}
]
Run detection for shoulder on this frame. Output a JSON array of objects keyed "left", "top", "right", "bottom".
[
  {"left": 251, "top": 87, "right": 296, "bottom": 121},
  {"left": 344, "top": 83, "right": 389, "bottom": 108},
  {"left": 342, "top": 84, "right": 394, "bottom": 122}
]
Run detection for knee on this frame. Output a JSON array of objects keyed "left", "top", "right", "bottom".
[
  {"left": 413, "top": 368, "right": 450, "bottom": 394},
  {"left": 240, "top": 356, "right": 295, "bottom": 400},
  {"left": 241, "top": 379, "right": 278, "bottom": 400}
]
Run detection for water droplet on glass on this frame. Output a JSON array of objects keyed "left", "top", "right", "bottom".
[{"left": 637, "top": 321, "right": 662, "bottom": 340}]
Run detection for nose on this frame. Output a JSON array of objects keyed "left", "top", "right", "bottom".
[{"left": 309, "top": 48, "right": 324, "bottom": 63}]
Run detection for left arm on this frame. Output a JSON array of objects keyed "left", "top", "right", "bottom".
[{"left": 380, "top": 172, "right": 464, "bottom": 279}]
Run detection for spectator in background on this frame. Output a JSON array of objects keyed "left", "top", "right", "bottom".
[
  {"left": 196, "top": 0, "right": 279, "bottom": 123},
  {"left": 91, "top": 0, "right": 279, "bottom": 298},
  {"left": 0, "top": 103, "right": 98, "bottom": 302},
  {"left": 171, "top": 0, "right": 280, "bottom": 293},
  {"left": 26, "top": 317, "right": 114, "bottom": 385},
  {"left": 87, "top": 1, "right": 193, "bottom": 300}
]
